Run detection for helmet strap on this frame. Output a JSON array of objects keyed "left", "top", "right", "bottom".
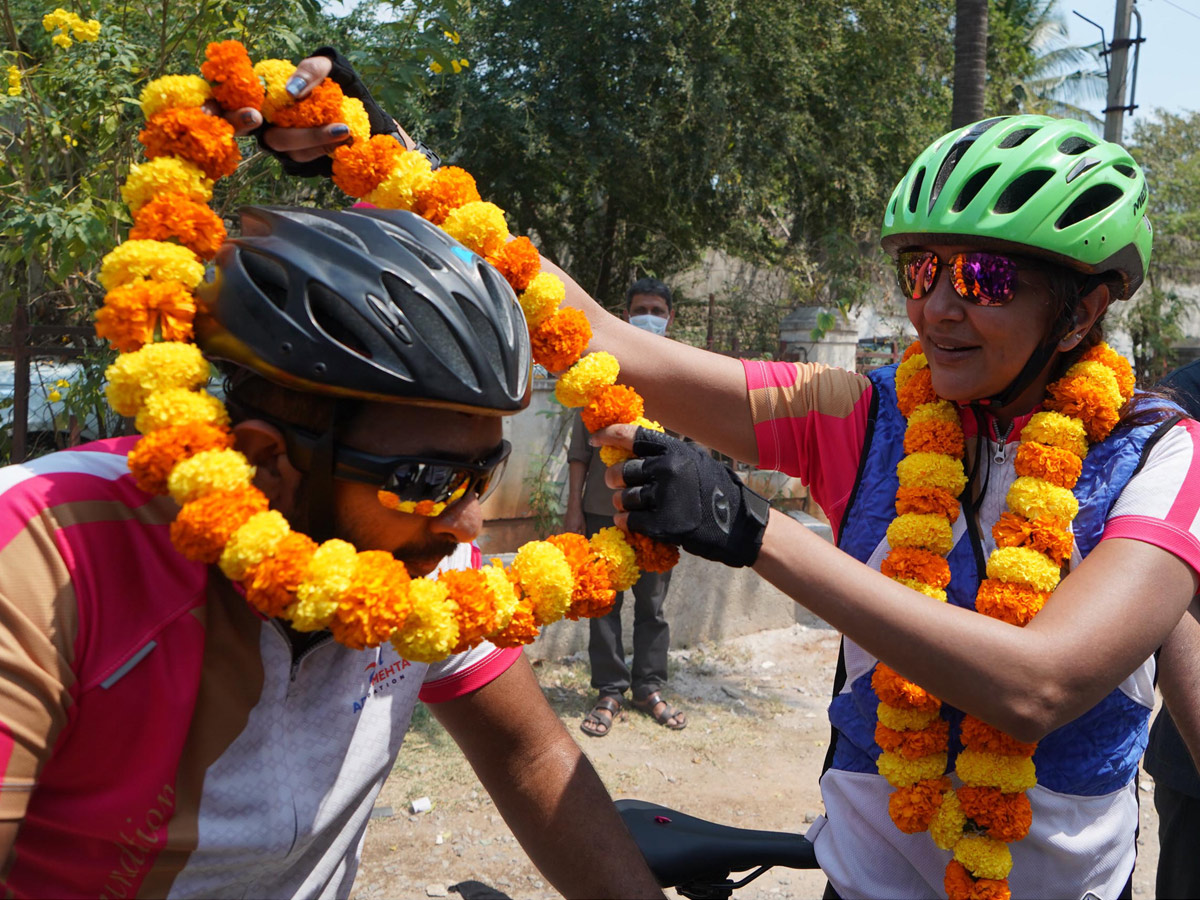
[{"left": 300, "top": 407, "right": 341, "bottom": 545}]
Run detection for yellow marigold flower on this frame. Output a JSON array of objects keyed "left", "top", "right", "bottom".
[
  {"left": 908, "top": 400, "right": 960, "bottom": 426},
  {"left": 876, "top": 750, "right": 947, "bottom": 787},
  {"left": 104, "top": 341, "right": 210, "bottom": 415},
  {"left": 929, "top": 788, "right": 966, "bottom": 850},
  {"left": 895, "top": 352, "right": 928, "bottom": 394},
  {"left": 365, "top": 149, "right": 434, "bottom": 210},
  {"left": 955, "top": 749, "right": 1037, "bottom": 792},
  {"left": 877, "top": 703, "right": 941, "bottom": 732},
  {"left": 887, "top": 513, "right": 954, "bottom": 555},
  {"left": 556, "top": 352, "right": 620, "bottom": 408},
  {"left": 121, "top": 157, "right": 213, "bottom": 212},
  {"left": 99, "top": 240, "right": 204, "bottom": 292},
  {"left": 7, "top": 65, "right": 21, "bottom": 97},
  {"left": 290, "top": 539, "right": 359, "bottom": 632},
  {"left": 253, "top": 59, "right": 297, "bottom": 119},
  {"left": 442, "top": 201, "right": 510, "bottom": 258},
  {"left": 986, "top": 545, "right": 1061, "bottom": 593},
  {"left": 590, "top": 526, "right": 640, "bottom": 591},
  {"left": 139, "top": 75, "right": 212, "bottom": 118},
  {"left": 167, "top": 447, "right": 254, "bottom": 506},
  {"left": 599, "top": 416, "right": 664, "bottom": 467},
  {"left": 219, "top": 510, "right": 291, "bottom": 581},
  {"left": 1023, "top": 411, "right": 1088, "bottom": 460},
  {"left": 340, "top": 96, "right": 371, "bottom": 144},
  {"left": 954, "top": 834, "right": 1013, "bottom": 881},
  {"left": 511, "top": 540, "right": 574, "bottom": 625},
  {"left": 519, "top": 271, "right": 566, "bottom": 329},
  {"left": 1006, "top": 475, "right": 1079, "bottom": 523},
  {"left": 1082, "top": 342, "right": 1135, "bottom": 399},
  {"left": 896, "top": 452, "right": 967, "bottom": 496},
  {"left": 391, "top": 579, "right": 459, "bottom": 663},
  {"left": 894, "top": 576, "right": 948, "bottom": 602},
  {"left": 480, "top": 562, "right": 520, "bottom": 635},
  {"left": 135, "top": 387, "right": 228, "bottom": 434}
]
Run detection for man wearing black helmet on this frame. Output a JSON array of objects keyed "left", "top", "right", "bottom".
[{"left": 0, "top": 204, "right": 663, "bottom": 897}]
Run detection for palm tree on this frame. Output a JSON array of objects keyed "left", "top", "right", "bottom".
[{"left": 952, "top": 0, "right": 990, "bottom": 127}]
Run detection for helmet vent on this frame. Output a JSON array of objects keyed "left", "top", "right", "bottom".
[
  {"left": 1065, "top": 156, "right": 1101, "bottom": 183},
  {"left": 289, "top": 211, "right": 370, "bottom": 252},
  {"left": 382, "top": 272, "right": 479, "bottom": 390},
  {"left": 1055, "top": 183, "right": 1124, "bottom": 229},
  {"left": 241, "top": 250, "right": 291, "bottom": 311},
  {"left": 391, "top": 234, "right": 445, "bottom": 272},
  {"left": 951, "top": 165, "right": 999, "bottom": 213},
  {"left": 307, "top": 281, "right": 374, "bottom": 361},
  {"left": 998, "top": 127, "right": 1038, "bottom": 149},
  {"left": 453, "top": 292, "right": 505, "bottom": 386},
  {"left": 1114, "top": 164, "right": 1137, "bottom": 178},
  {"left": 993, "top": 169, "right": 1053, "bottom": 214},
  {"left": 1057, "top": 136, "right": 1095, "bottom": 156},
  {"left": 907, "top": 167, "right": 926, "bottom": 214}
]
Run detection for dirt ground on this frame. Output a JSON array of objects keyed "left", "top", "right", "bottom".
[{"left": 351, "top": 624, "right": 1162, "bottom": 900}]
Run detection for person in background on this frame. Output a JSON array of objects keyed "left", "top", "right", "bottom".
[{"left": 566, "top": 278, "right": 686, "bottom": 736}]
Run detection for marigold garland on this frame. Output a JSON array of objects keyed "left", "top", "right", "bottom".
[
  {"left": 873, "top": 340, "right": 1133, "bottom": 897},
  {"left": 96, "top": 43, "right": 679, "bottom": 683}
]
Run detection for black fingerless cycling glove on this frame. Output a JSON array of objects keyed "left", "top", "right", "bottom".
[{"left": 622, "top": 428, "right": 770, "bottom": 568}]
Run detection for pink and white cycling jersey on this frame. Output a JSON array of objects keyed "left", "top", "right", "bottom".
[{"left": 0, "top": 438, "right": 520, "bottom": 899}]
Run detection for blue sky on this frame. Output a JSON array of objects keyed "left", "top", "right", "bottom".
[{"left": 1064, "top": 0, "right": 1199, "bottom": 125}]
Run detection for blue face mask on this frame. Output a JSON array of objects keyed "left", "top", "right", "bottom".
[{"left": 629, "top": 313, "right": 669, "bottom": 336}]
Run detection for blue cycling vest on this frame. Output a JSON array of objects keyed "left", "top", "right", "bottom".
[{"left": 827, "top": 363, "right": 1178, "bottom": 796}]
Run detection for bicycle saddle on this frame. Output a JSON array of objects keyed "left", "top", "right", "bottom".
[{"left": 615, "top": 798, "right": 817, "bottom": 887}]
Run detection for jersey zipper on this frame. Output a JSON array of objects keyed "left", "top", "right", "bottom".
[{"left": 990, "top": 419, "right": 1015, "bottom": 465}]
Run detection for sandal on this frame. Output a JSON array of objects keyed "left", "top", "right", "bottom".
[
  {"left": 580, "top": 695, "right": 623, "bottom": 737},
  {"left": 632, "top": 690, "right": 687, "bottom": 730}
]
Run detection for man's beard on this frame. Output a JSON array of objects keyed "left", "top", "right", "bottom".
[{"left": 390, "top": 535, "right": 461, "bottom": 573}]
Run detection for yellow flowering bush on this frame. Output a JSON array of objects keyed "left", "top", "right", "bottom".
[
  {"left": 167, "top": 448, "right": 255, "bottom": 505},
  {"left": 220, "top": 510, "right": 291, "bottom": 581}
]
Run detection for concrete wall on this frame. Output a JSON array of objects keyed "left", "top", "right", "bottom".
[{"left": 523, "top": 511, "right": 833, "bottom": 661}]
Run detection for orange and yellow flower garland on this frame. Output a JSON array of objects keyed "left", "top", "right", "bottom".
[
  {"left": 877, "top": 340, "right": 1134, "bottom": 899},
  {"left": 93, "top": 39, "right": 679, "bottom": 663}
]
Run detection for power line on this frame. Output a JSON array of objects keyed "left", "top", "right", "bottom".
[{"left": 1155, "top": 0, "right": 1200, "bottom": 24}]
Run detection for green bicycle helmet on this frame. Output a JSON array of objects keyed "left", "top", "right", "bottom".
[{"left": 881, "top": 115, "right": 1152, "bottom": 299}]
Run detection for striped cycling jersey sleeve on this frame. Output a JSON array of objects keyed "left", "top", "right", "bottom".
[
  {"left": 742, "top": 359, "right": 874, "bottom": 534},
  {"left": 1103, "top": 417, "right": 1200, "bottom": 575}
]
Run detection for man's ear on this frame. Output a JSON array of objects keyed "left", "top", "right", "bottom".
[
  {"left": 232, "top": 419, "right": 304, "bottom": 514},
  {"left": 621, "top": 307, "right": 631, "bottom": 323}
]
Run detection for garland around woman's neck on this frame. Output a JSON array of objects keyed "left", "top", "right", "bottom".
[
  {"left": 876, "top": 339, "right": 1134, "bottom": 900},
  {"left": 93, "top": 38, "right": 679, "bottom": 663}
]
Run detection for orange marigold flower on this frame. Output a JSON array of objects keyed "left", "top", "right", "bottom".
[
  {"left": 489, "top": 236, "right": 541, "bottom": 293},
  {"left": 441, "top": 568, "right": 502, "bottom": 653},
  {"left": 902, "top": 342, "right": 924, "bottom": 362},
  {"left": 1044, "top": 376, "right": 1121, "bottom": 442},
  {"left": 547, "top": 533, "right": 592, "bottom": 570},
  {"left": 95, "top": 279, "right": 197, "bottom": 353},
  {"left": 581, "top": 384, "right": 645, "bottom": 433},
  {"left": 876, "top": 718, "right": 950, "bottom": 760},
  {"left": 530, "top": 307, "right": 592, "bottom": 372},
  {"left": 895, "top": 486, "right": 960, "bottom": 523},
  {"left": 139, "top": 107, "right": 241, "bottom": 181},
  {"left": 488, "top": 598, "right": 540, "bottom": 647},
  {"left": 957, "top": 785, "right": 1033, "bottom": 843},
  {"left": 872, "top": 663, "right": 941, "bottom": 713},
  {"left": 414, "top": 166, "right": 481, "bottom": 224},
  {"left": 201, "top": 41, "right": 264, "bottom": 111},
  {"left": 627, "top": 531, "right": 680, "bottom": 573},
  {"left": 130, "top": 192, "right": 227, "bottom": 261},
  {"left": 944, "top": 860, "right": 1011, "bottom": 900},
  {"left": 959, "top": 715, "right": 1037, "bottom": 758},
  {"left": 329, "top": 550, "right": 411, "bottom": 650},
  {"left": 904, "top": 419, "right": 965, "bottom": 457},
  {"left": 881, "top": 546, "right": 951, "bottom": 590},
  {"left": 888, "top": 776, "right": 951, "bottom": 834},
  {"left": 1082, "top": 343, "right": 1135, "bottom": 399},
  {"left": 1013, "top": 441, "right": 1082, "bottom": 490},
  {"left": 245, "top": 532, "right": 319, "bottom": 618},
  {"left": 127, "top": 422, "right": 235, "bottom": 495},
  {"left": 270, "top": 78, "right": 345, "bottom": 128},
  {"left": 170, "top": 486, "right": 269, "bottom": 563},
  {"left": 975, "top": 578, "right": 1048, "bottom": 626},
  {"left": 991, "top": 512, "right": 1073, "bottom": 566},
  {"left": 569, "top": 556, "right": 617, "bottom": 620},
  {"left": 331, "top": 135, "right": 408, "bottom": 199},
  {"left": 898, "top": 367, "right": 938, "bottom": 417}
]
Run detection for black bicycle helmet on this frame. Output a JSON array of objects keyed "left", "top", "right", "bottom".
[{"left": 194, "top": 206, "right": 531, "bottom": 415}]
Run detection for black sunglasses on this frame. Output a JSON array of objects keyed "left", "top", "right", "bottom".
[{"left": 280, "top": 424, "right": 511, "bottom": 508}]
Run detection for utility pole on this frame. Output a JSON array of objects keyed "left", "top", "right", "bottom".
[{"left": 1104, "top": 0, "right": 1136, "bottom": 142}]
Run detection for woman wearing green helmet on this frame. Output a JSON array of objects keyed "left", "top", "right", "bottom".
[{"left": 558, "top": 114, "right": 1198, "bottom": 898}]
